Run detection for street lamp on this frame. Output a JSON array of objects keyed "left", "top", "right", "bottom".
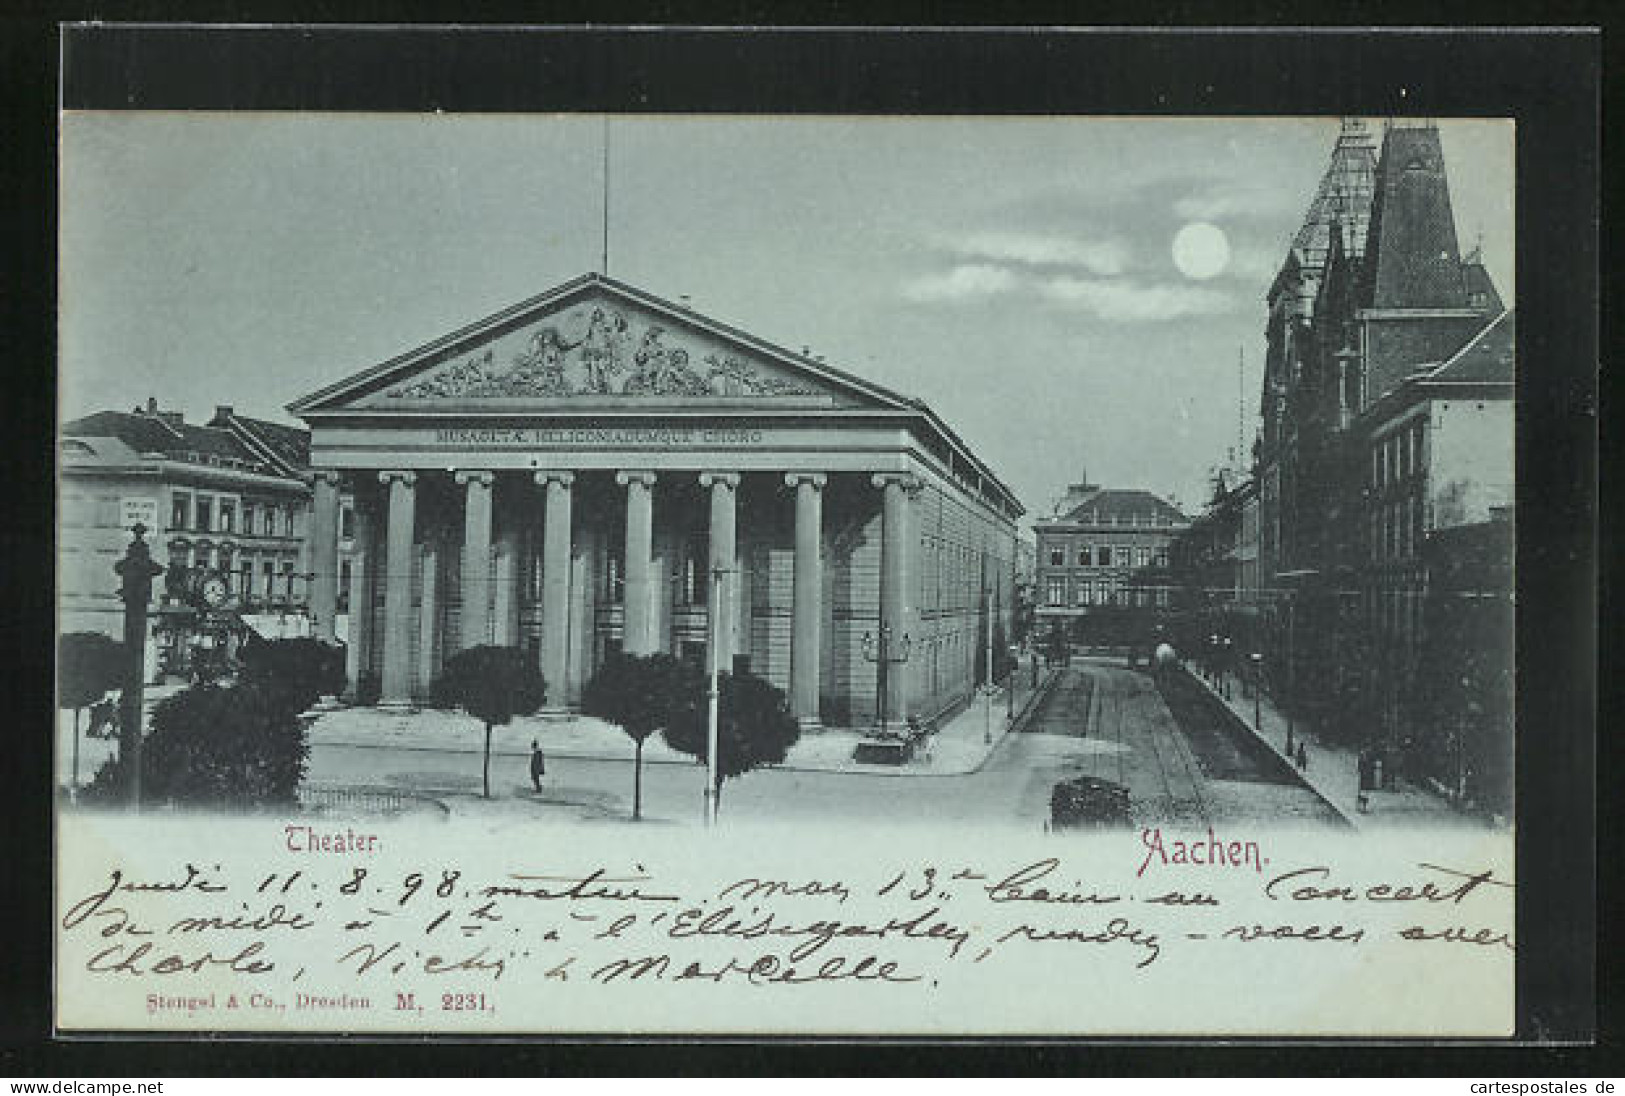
[
  {"left": 703, "top": 563, "right": 735, "bottom": 827},
  {"left": 860, "top": 624, "right": 912, "bottom": 736}
]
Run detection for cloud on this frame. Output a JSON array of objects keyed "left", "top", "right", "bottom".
[
  {"left": 1173, "top": 180, "right": 1298, "bottom": 222},
  {"left": 900, "top": 263, "right": 1019, "bottom": 303},
  {"left": 946, "top": 230, "right": 1130, "bottom": 275},
  {"left": 1039, "top": 275, "right": 1239, "bottom": 323}
]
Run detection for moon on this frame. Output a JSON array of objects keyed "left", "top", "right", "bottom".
[{"left": 1171, "top": 222, "right": 1231, "bottom": 280}]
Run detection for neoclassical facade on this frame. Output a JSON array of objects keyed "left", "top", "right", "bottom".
[{"left": 291, "top": 275, "right": 1022, "bottom": 730}]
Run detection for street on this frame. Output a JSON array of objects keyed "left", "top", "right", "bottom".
[{"left": 305, "top": 660, "right": 1343, "bottom": 831}]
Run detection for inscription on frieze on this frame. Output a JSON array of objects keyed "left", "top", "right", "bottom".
[
  {"left": 433, "top": 426, "right": 766, "bottom": 446},
  {"left": 388, "top": 304, "right": 821, "bottom": 401}
]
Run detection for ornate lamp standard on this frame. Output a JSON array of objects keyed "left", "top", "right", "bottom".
[
  {"left": 114, "top": 523, "right": 164, "bottom": 809},
  {"left": 860, "top": 623, "right": 911, "bottom": 736}
]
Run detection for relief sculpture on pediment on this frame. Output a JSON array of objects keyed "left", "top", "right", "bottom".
[{"left": 385, "top": 304, "right": 820, "bottom": 401}]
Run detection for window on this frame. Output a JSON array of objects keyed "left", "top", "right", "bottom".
[
  {"left": 1076, "top": 549, "right": 1089, "bottom": 567},
  {"left": 194, "top": 496, "right": 213, "bottom": 533},
  {"left": 238, "top": 558, "right": 254, "bottom": 597},
  {"left": 242, "top": 503, "right": 256, "bottom": 535},
  {"left": 1048, "top": 548, "right": 1064, "bottom": 567},
  {"left": 1097, "top": 546, "right": 1112, "bottom": 567},
  {"left": 263, "top": 507, "right": 277, "bottom": 536},
  {"left": 1154, "top": 547, "right": 1169, "bottom": 568},
  {"left": 341, "top": 505, "right": 356, "bottom": 541},
  {"left": 220, "top": 499, "right": 236, "bottom": 534},
  {"left": 1135, "top": 546, "right": 1151, "bottom": 568},
  {"left": 339, "top": 560, "right": 353, "bottom": 610},
  {"left": 262, "top": 560, "right": 276, "bottom": 598},
  {"left": 171, "top": 493, "right": 190, "bottom": 530},
  {"left": 1074, "top": 581, "right": 1089, "bottom": 607},
  {"left": 1045, "top": 578, "right": 1065, "bottom": 606}
]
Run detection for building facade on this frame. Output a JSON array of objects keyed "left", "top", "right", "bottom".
[
  {"left": 1032, "top": 477, "right": 1188, "bottom": 641},
  {"left": 1253, "top": 118, "right": 1509, "bottom": 784},
  {"left": 60, "top": 401, "right": 333, "bottom": 680},
  {"left": 290, "top": 274, "right": 1022, "bottom": 731}
]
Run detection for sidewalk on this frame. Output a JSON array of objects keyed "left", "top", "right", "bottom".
[
  {"left": 1189, "top": 668, "right": 1482, "bottom": 831},
  {"left": 308, "top": 656, "right": 1058, "bottom": 778}
]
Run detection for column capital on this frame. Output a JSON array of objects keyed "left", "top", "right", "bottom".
[
  {"left": 784, "top": 472, "right": 828, "bottom": 490},
  {"left": 533, "top": 470, "right": 576, "bottom": 488},
  {"left": 871, "top": 471, "right": 923, "bottom": 494},
  {"left": 312, "top": 469, "right": 343, "bottom": 488},
  {"left": 378, "top": 469, "right": 418, "bottom": 487},
  {"left": 615, "top": 470, "right": 658, "bottom": 488},
  {"left": 454, "top": 469, "right": 495, "bottom": 488},
  {"left": 700, "top": 471, "right": 741, "bottom": 491}
]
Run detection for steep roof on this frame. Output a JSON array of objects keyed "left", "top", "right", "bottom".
[
  {"left": 1287, "top": 118, "right": 1379, "bottom": 273},
  {"left": 61, "top": 408, "right": 300, "bottom": 478},
  {"left": 221, "top": 413, "right": 312, "bottom": 476},
  {"left": 1052, "top": 488, "right": 1189, "bottom": 528},
  {"left": 1429, "top": 309, "right": 1515, "bottom": 384},
  {"left": 1360, "top": 123, "right": 1470, "bottom": 310},
  {"left": 1461, "top": 255, "right": 1506, "bottom": 315}
]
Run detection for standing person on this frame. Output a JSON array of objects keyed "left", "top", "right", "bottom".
[{"left": 529, "top": 740, "right": 546, "bottom": 793}]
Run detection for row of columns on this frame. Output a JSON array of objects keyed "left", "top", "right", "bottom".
[{"left": 307, "top": 467, "right": 921, "bottom": 726}]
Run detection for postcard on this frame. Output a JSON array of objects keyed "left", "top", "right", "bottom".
[{"left": 56, "top": 107, "right": 1518, "bottom": 1037}]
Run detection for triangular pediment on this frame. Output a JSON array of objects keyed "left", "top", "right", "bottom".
[{"left": 292, "top": 276, "right": 902, "bottom": 416}]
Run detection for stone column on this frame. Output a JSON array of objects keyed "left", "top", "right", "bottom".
[
  {"left": 786, "top": 472, "right": 826, "bottom": 726},
  {"left": 378, "top": 470, "right": 417, "bottom": 710},
  {"left": 455, "top": 470, "right": 494, "bottom": 649},
  {"left": 535, "top": 471, "right": 575, "bottom": 709},
  {"left": 616, "top": 470, "right": 657, "bottom": 656},
  {"left": 699, "top": 472, "right": 740, "bottom": 675},
  {"left": 873, "top": 472, "right": 920, "bottom": 728},
  {"left": 343, "top": 498, "right": 374, "bottom": 699},
  {"left": 492, "top": 526, "right": 519, "bottom": 647},
  {"left": 418, "top": 538, "right": 440, "bottom": 695},
  {"left": 309, "top": 470, "right": 342, "bottom": 642}
]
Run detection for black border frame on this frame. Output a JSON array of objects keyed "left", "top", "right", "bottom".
[{"left": 4, "top": 20, "right": 1606, "bottom": 1075}]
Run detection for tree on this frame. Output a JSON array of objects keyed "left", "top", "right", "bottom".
[
  {"left": 83, "top": 682, "right": 309, "bottom": 808},
  {"left": 664, "top": 671, "right": 801, "bottom": 809},
  {"left": 238, "top": 636, "right": 346, "bottom": 715},
  {"left": 58, "top": 632, "right": 125, "bottom": 789},
  {"left": 431, "top": 645, "right": 547, "bottom": 798},
  {"left": 580, "top": 653, "right": 702, "bottom": 820}
]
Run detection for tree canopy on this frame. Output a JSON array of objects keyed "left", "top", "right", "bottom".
[
  {"left": 432, "top": 645, "right": 548, "bottom": 729},
  {"left": 664, "top": 670, "right": 801, "bottom": 787},
  {"left": 59, "top": 632, "right": 125, "bottom": 711},
  {"left": 238, "top": 636, "right": 346, "bottom": 715},
  {"left": 580, "top": 653, "right": 703, "bottom": 746}
]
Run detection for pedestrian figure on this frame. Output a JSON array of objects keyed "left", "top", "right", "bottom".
[
  {"left": 1296, "top": 741, "right": 1308, "bottom": 770},
  {"left": 529, "top": 739, "right": 546, "bottom": 792}
]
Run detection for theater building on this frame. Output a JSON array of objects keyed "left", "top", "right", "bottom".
[{"left": 290, "top": 274, "right": 1023, "bottom": 730}]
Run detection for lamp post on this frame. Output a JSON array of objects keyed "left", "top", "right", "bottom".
[
  {"left": 114, "top": 523, "right": 164, "bottom": 809},
  {"left": 860, "top": 623, "right": 911, "bottom": 736},
  {"left": 703, "top": 564, "right": 734, "bottom": 827}
]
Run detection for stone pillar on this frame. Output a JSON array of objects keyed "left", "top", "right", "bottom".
[
  {"left": 786, "top": 472, "right": 826, "bottom": 726},
  {"left": 873, "top": 472, "right": 920, "bottom": 728},
  {"left": 309, "top": 470, "right": 342, "bottom": 642},
  {"left": 455, "top": 470, "right": 494, "bottom": 649},
  {"left": 378, "top": 470, "right": 417, "bottom": 710},
  {"left": 616, "top": 470, "right": 657, "bottom": 656},
  {"left": 699, "top": 472, "right": 740, "bottom": 675},
  {"left": 418, "top": 538, "right": 440, "bottom": 695},
  {"left": 343, "top": 499, "right": 374, "bottom": 699},
  {"left": 492, "top": 526, "right": 519, "bottom": 647},
  {"left": 535, "top": 471, "right": 575, "bottom": 709}
]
